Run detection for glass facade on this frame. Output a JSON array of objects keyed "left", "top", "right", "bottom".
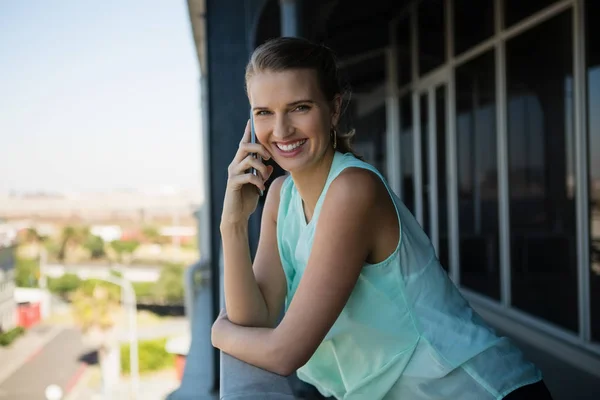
[
  {"left": 391, "top": 0, "right": 595, "bottom": 349},
  {"left": 400, "top": 95, "right": 415, "bottom": 213},
  {"left": 396, "top": 17, "right": 412, "bottom": 87},
  {"left": 418, "top": 0, "right": 445, "bottom": 76},
  {"left": 505, "top": 10, "right": 578, "bottom": 332},
  {"left": 456, "top": 51, "right": 500, "bottom": 300},
  {"left": 454, "top": 0, "right": 494, "bottom": 56},
  {"left": 436, "top": 85, "right": 449, "bottom": 270},
  {"left": 505, "top": 0, "right": 561, "bottom": 27}
]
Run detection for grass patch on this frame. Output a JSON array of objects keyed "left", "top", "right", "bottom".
[
  {"left": 121, "top": 337, "right": 174, "bottom": 374},
  {"left": 0, "top": 327, "right": 25, "bottom": 346}
]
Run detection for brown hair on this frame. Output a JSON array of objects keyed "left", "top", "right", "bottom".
[{"left": 245, "top": 37, "right": 359, "bottom": 158}]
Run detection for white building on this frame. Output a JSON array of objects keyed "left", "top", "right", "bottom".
[
  {"left": 0, "top": 246, "right": 17, "bottom": 332},
  {"left": 90, "top": 225, "right": 123, "bottom": 243}
]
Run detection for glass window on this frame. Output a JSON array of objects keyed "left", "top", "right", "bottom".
[
  {"left": 505, "top": 0, "right": 560, "bottom": 28},
  {"left": 435, "top": 85, "right": 449, "bottom": 270},
  {"left": 506, "top": 11, "right": 578, "bottom": 332},
  {"left": 396, "top": 17, "right": 412, "bottom": 87},
  {"left": 586, "top": 0, "right": 600, "bottom": 343},
  {"left": 352, "top": 105, "right": 387, "bottom": 175},
  {"left": 400, "top": 95, "right": 415, "bottom": 213},
  {"left": 456, "top": 51, "right": 500, "bottom": 300},
  {"left": 418, "top": 0, "right": 445, "bottom": 76},
  {"left": 454, "top": 0, "right": 494, "bottom": 56}
]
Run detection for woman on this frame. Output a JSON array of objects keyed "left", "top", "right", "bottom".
[{"left": 211, "top": 37, "right": 552, "bottom": 400}]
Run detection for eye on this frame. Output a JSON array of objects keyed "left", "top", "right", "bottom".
[
  {"left": 293, "top": 105, "right": 310, "bottom": 112},
  {"left": 255, "top": 110, "right": 271, "bottom": 116}
]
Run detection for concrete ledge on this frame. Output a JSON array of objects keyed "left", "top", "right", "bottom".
[{"left": 465, "top": 291, "right": 600, "bottom": 379}]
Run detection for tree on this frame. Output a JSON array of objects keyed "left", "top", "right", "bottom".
[
  {"left": 110, "top": 240, "right": 140, "bottom": 264},
  {"left": 57, "top": 225, "right": 90, "bottom": 262},
  {"left": 142, "top": 225, "right": 162, "bottom": 244},
  {"left": 71, "top": 280, "right": 121, "bottom": 394},
  {"left": 72, "top": 281, "right": 120, "bottom": 331},
  {"left": 48, "top": 273, "right": 82, "bottom": 297},
  {"left": 14, "top": 257, "right": 39, "bottom": 288},
  {"left": 84, "top": 235, "right": 106, "bottom": 259},
  {"left": 24, "top": 227, "right": 44, "bottom": 243},
  {"left": 154, "top": 263, "right": 184, "bottom": 304}
]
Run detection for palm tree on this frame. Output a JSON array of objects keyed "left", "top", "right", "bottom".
[
  {"left": 71, "top": 280, "right": 121, "bottom": 395},
  {"left": 57, "top": 225, "right": 91, "bottom": 262}
]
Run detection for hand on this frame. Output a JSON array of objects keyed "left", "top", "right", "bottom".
[
  {"left": 211, "top": 308, "right": 230, "bottom": 349},
  {"left": 221, "top": 120, "right": 274, "bottom": 226}
]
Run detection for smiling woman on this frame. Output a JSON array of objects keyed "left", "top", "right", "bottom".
[{"left": 212, "top": 37, "right": 552, "bottom": 400}]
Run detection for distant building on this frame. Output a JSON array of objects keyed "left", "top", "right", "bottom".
[
  {"left": 0, "top": 245, "right": 16, "bottom": 332},
  {"left": 0, "top": 223, "right": 17, "bottom": 248},
  {"left": 159, "top": 226, "right": 196, "bottom": 245},
  {"left": 90, "top": 225, "right": 122, "bottom": 242}
]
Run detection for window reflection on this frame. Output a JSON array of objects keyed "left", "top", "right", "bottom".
[
  {"left": 400, "top": 96, "right": 415, "bottom": 213},
  {"left": 353, "top": 105, "right": 387, "bottom": 175},
  {"left": 505, "top": 0, "right": 560, "bottom": 28},
  {"left": 453, "top": 0, "right": 494, "bottom": 56},
  {"left": 436, "top": 86, "right": 449, "bottom": 270},
  {"left": 396, "top": 17, "right": 412, "bottom": 87},
  {"left": 506, "top": 11, "right": 578, "bottom": 332},
  {"left": 586, "top": 0, "right": 600, "bottom": 343},
  {"left": 418, "top": 0, "right": 445, "bottom": 76},
  {"left": 456, "top": 51, "right": 500, "bottom": 300}
]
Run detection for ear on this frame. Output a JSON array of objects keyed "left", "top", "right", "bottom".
[{"left": 331, "top": 94, "right": 342, "bottom": 127}]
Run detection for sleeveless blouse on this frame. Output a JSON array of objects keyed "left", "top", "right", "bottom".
[{"left": 276, "top": 151, "right": 542, "bottom": 399}]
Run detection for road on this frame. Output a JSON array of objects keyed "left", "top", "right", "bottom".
[{"left": 0, "top": 328, "right": 88, "bottom": 400}]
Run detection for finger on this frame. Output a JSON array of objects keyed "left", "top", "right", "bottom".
[
  {"left": 239, "top": 120, "right": 251, "bottom": 145},
  {"left": 234, "top": 143, "right": 271, "bottom": 163},
  {"left": 232, "top": 155, "right": 269, "bottom": 178},
  {"left": 230, "top": 172, "right": 266, "bottom": 192}
]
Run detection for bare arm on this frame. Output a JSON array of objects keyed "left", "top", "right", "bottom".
[
  {"left": 213, "top": 169, "right": 382, "bottom": 375},
  {"left": 220, "top": 175, "right": 287, "bottom": 328}
]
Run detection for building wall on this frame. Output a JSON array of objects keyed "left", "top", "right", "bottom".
[{"left": 0, "top": 248, "right": 16, "bottom": 332}]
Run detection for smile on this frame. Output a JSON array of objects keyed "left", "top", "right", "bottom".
[{"left": 276, "top": 139, "right": 307, "bottom": 152}]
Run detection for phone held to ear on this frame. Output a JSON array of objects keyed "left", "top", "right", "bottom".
[{"left": 249, "top": 109, "right": 263, "bottom": 196}]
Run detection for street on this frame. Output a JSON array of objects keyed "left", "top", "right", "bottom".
[{"left": 0, "top": 328, "right": 88, "bottom": 400}]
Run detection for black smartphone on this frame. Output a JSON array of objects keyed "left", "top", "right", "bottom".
[{"left": 249, "top": 109, "right": 263, "bottom": 196}]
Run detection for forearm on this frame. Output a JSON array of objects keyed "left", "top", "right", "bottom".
[
  {"left": 220, "top": 223, "right": 269, "bottom": 326},
  {"left": 213, "top": 319, "right": 294, "bottom": 376}
]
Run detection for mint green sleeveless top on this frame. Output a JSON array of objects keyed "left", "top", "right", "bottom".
[{"left": 276, "top": 152, "right": 542, "bottom": 400}]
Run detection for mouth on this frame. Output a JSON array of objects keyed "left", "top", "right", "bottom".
[{"left": 275, "top": 139, "right": 307, "bottom": 153}]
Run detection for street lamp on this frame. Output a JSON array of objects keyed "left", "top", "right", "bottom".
[{"left": 99, "top": 275, "right": 139, "bottom": 399}]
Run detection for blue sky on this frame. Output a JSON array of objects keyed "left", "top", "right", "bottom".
[{"left": 0, "top": 1, "right": 202, "bottom": 193}]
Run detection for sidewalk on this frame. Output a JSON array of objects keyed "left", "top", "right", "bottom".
[
  {"left": 67, "top": 367, "right": 180, "bottom": 400},
  {"left": 0, "top": 324, "right": 64, "bottom": 386}
]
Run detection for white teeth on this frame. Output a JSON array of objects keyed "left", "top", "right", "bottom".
[{"left": 276, "top": 139, "right": 306, "bottom": 152}]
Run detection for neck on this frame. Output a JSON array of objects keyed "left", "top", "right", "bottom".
[{"left": 291, "top": 148, "right": 336, "bottom": 222}]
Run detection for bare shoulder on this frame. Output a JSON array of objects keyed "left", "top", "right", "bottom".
[
  {"left": 323, "top": 167, "right": 398, "bottom": 263},
  {"left": 325, "top": 167, "right": 383, "bottom": 209}
]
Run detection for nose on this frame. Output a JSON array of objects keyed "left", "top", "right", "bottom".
[{"left": 272, "top": 114, "right": 294, "bottom": 140}]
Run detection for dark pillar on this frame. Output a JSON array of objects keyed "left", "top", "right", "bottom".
[
  {"left": 280, "top": 0, "right": 304, "bottom": 37},
  {"left": 204, "top": 0, "right": 268, "bottom": 392}
]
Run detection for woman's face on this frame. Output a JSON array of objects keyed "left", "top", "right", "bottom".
[{"left": 248, "top": 69, "right": 339, "bottom": 173}]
